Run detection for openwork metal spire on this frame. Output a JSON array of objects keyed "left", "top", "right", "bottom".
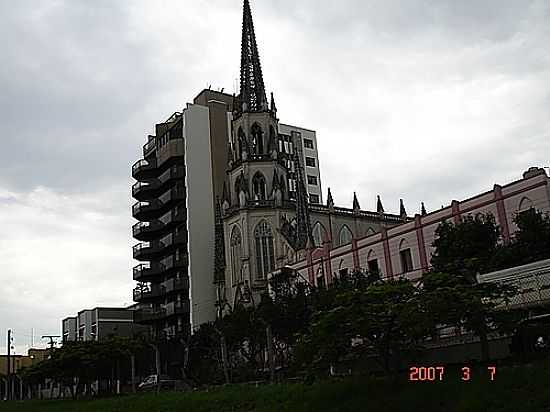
[
  {"left": 214, "top": 198, "right": 226, "bottom": 283},
  {"left": 294, "top": 153, "right": 314, "bottom": 250},
  {"left": 239, "top": 0, "right": 268, "bottom": 113}
]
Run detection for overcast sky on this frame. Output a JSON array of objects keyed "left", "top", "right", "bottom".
[{"left": 1, "top": 0, "right": 549, "bottom": 354}]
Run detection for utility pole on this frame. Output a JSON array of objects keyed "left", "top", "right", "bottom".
[
  {"left": 266, "top": 325, "right": 275, "bottom": 383},
  {"left": 6, "top": 329, "right": 11, "bottom": 401}
]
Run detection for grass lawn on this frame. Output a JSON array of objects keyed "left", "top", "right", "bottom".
[{"left": 4, "top": 362, "right": 550, "bottom": 412}]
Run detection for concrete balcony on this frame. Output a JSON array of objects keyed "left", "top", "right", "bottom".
[
  {"left": 132, "top": 220, "right": 164, "bottom": 241},
  {"left": 143, "top": 136, "right": 156, "bottom": 158},
  {"left": 134, "top": 307, "right": 166, "bottom": 323},
  {"left": 164, "top": 277, "right": 189, "bottom": 294},
  {"left": 132, "top": 180, "right": 161, "bottom": 201},
  {"left": 162, "top": 254, "right": 189, "bottom": 272},
  {"left": 132, "top": 200, "right": 162, "bottom": 220},
  {"left": 158, "top": 187, "right": 186, "bottom": 209},
  {"left": 165, "top": 301, "right": 190, "bottom": 317},
  {"left": 132, "top": 158, "right": 157, "bottom": 180},
  {"left": 133, "top": 263, "right": 165, "bottom": 281},
  {"left": 133, "top": 241, "right": 165, "bottom": 260},
  {"left": 133, "top": 284, "right": 166, "bottom": 302}
]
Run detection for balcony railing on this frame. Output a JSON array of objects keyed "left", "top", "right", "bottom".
[
  {"left": 132, "top": 158, "right": 157, "bottom": 179},
  {"left": 165, "top": 301, "right": 190, "bottom": 316},
  {"left": 134, "top": 307, "right": 166, "bottom": 323},
  {"left": 158, "top": 165, "right": 185, "bottom": 186},
  {"left": 133, "top": 241, "right": 165, "bottom": 259},
  {"left": 133, "top": 263, "right": 165, "bottom": 280},
  {"left": 132, "top": 220, "right": 164, "bottom": 239},
  {"left": 143, "top": 136, "right": 156, "bottom": 157},
  {"left": 164, "top": 277, "right": 189, "bottom": 293},
  {"left": 133, "top": 284, "right": 166, "bottom": 302},
  {"left": 132, "top": 180, "right": 160, "bottom": 198},
  {"left": 132, "top": 200, "right": 162, "bottom": 218},
  {"left": 161, "top": 255, "right": 189, "bottom": 271},
  {"left": 159, "top": 186, "right": 186, "bottom": 205}
]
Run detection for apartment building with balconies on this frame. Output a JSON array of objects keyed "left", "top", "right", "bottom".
[{"left": 131, "top": 90, "right": 237, "bottom": 340}]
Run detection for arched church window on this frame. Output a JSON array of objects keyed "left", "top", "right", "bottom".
[
  {"left": 251, "top": 123, "right": 263, "bottom": 154},
  {"left": 518, "top": 196, "right": 533, "bottom": 213},
  {"left": 254, "top": 220, "right": 275, "bottom": 280},
  {"left": 399, "top": 239, "right": 414, "bottom": 273},
  {"left": 230, "top": 226, "right": 242, "bottom": 284},
  {"left": 237, "top": 127, "right": 245, "bottom": 159},
  {"left": 235, "top": 176, "right": 242, "bottom": 199},
  {"left": 312, "top": 222, "right": 328, "bottom": 247},
  {"left": 252, "top": 172, "right": 267, "bottom": 200},
  {"left": 338, "top": 225, "right": 353, "bottom": 246}
]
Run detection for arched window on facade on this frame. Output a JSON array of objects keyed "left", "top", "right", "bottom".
[
  {"left": 366, "top": 249, "right": 379, "bottom": 274},
  {"left": 338, "top": 225, "right": 353, "bottom": 246},
  {"left": 312, "top": 222, "right": 328, "bottom": 247},
  {"left": 230, "top": 226, "right": 242, "bottom": 284},
  {"left": 254, "top": 220, "right": 275, "bottom": 280},
  {"left": 518, "top": 196, "right": 534, "bottom": 213},
  {"left": 399, "top": 239, "right": 414, "bottom": 274},
  {"left": 237, "top": 127, "right": 245, "bottom": 158},
  {"left": 252, "top": 172, "right": 267, "bottom": 201},
  {"left": 251, "top": 123, "right": 263, "bottom": 154}
]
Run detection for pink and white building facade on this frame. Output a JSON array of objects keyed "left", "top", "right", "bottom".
[{"left": 289, "top": 167, "right": 550, "bottom": 285}]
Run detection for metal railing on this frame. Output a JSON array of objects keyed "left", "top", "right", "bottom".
[
  {"left": 134, "top": 307, "right": 166, "bottom": 323},
  {"left": 132, "top": 220, "right": 163, "bottom": 237},
  {"left": 164, "top": 277, "right": 189, "bottom": 293},
  {"left": 132, "top": 180, "right": 160, "bottom": 196},
  {"left": 143, "top": 136, "right": 156, "bottom": 157}
]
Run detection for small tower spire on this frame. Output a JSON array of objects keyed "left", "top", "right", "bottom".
[
  {"left": 421, "top": 202, "right": 427, "bottom": 216},
  {"left": 352, "top": 192, "right": 360, "bottom": 212},
  {"left": 327, "top": 187, "right": 334, "bottom": 209},
  {"left": 239, "top": 0, "right": 268, "bottom": 113},
  {"left": 270, "top": 92, "right": 277, "bottom": 116},
  {"left": 400, "top": 199, "right": 407, "bottom": 219},
  {"left": 222, "top": 181, "right": 230, "bottom": 204},
  {"left": 214, "top": 198, "right": 226, "bottom": 283},
  {"left": 377, "top": 195, "right": 385, "bottom": 214}
]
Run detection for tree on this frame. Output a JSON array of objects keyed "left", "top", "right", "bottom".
[
  {"left": 431, "top": 214, "right": 500, "bottom": 277},
  {"left": 297, "top": 278, "right": 430, "bottom": 375},
  {"left": 426, "top": 215, "right": 517, "bottom": 361}
]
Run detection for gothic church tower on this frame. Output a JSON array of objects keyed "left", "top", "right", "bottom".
[{"left": 219, "top": 0, "right": 311, "bottom": 310}]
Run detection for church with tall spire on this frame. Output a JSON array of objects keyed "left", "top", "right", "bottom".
[
  {"left": 216, "top": 0, "right": 407, "bottom": 310},
  {"left": 130, "top": 0, "right": 410, "bottom": 352}
]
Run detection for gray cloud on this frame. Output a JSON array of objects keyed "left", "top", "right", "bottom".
[{"left": 1, "top": 0, "right": 549, "bottom": 353}]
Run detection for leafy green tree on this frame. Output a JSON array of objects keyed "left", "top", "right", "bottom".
[
  {"left": 425, "top": 215, "right": 518, "bottom": 361},
  {"left": 297, "top": 278, "right": 430, "bottom": 375},
  {"left": 431, "top": 214, "right": 500, "bottom": 277},
  {"left": 186, "top": 323, "right": 224, "bottom": 386}
]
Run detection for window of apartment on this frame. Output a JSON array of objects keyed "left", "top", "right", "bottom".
[
  {"left": 367, "top": 259, "right": 379, "bottom": 274},
  {"left": 304, "top": 138, "right": 314, "bottom": 149},
  {"left": 400, "top": 249, "right": 414, "bottom": 273},
  {"left": 307, "top": 175, "right": 318, "bottom": 185},
  {"left": 305, "top": 157, "right": 316, "bottom": 167},
  {"left": 309, "top": 194, "right": 320, "bottom": 204}
]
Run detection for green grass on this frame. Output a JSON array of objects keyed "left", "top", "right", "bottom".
[{"left": 5, "top": 362, "right": 550, "bottom": 412}]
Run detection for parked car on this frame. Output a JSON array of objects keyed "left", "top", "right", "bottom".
[{"left": 138, "top": 374, "right": 175, "bottom": 391}]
